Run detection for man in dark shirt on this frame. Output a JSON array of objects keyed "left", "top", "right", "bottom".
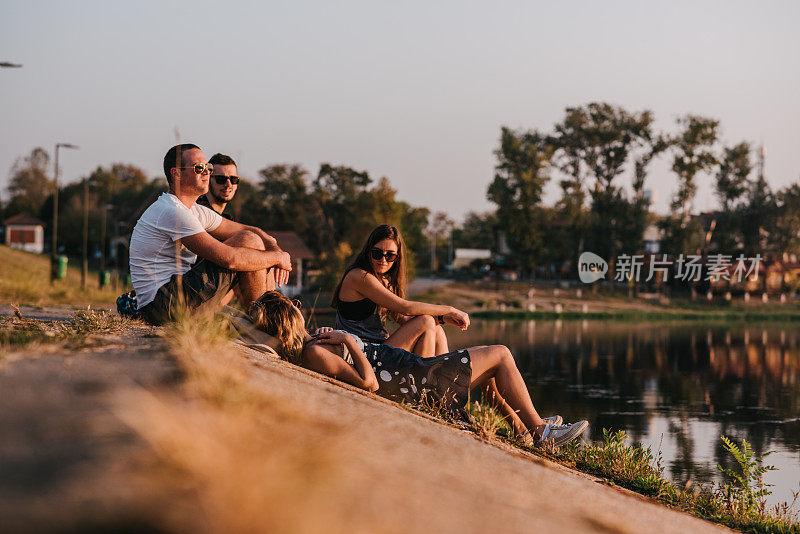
[{"left": 197, "top": 153, "right": 239, "bottom": 220}]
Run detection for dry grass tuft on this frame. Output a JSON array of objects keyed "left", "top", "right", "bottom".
[
  {"left": 466, "top": 400, "right": 510, "bottom": 441},
  {"left": 1, "top": 308, "right": 128, "bottom": 354},
  {"left": 117, "top": 313, "right": 355, "bottom": 534}
]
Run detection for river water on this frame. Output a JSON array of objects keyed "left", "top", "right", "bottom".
[{"left": 447, "top": 319, "right": 800, "bottom": 508}]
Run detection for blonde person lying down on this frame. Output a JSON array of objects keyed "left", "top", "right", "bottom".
[{"left": 249, "top": 291, "right": 589, "bottom": 448}]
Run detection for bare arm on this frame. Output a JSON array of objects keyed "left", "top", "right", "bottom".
[
  {"left": 209, "top": 218, "right": 279, "bottom": 250},
  {"left": 345, "top": 270, "right": 470, "bottom": 329},
  {"left": 209, "top": 219, "right": 290, "bottom": 285},
  {"left": 302, "top": 331, "right": 379, "bottom": 392},
  {"left": 180, "top": 231, "right": 291, "bottom": 272}
]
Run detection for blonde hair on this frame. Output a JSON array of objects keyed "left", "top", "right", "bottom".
[{"left": 249, "top": 291, "right": 306, "bottom": 363}]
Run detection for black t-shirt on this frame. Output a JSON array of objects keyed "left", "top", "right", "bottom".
[{"left": 196, "top": 194, "right": 234, "bottom": 221}]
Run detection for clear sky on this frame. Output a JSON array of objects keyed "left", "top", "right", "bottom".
[{"left": 1, "top": 1, "right": 798, "bottom": 221}]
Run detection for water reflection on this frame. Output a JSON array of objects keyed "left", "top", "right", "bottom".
[{"left": 448, "top": 320, "right": 800, "bottom": 507}]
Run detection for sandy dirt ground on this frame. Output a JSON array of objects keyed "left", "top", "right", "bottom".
[{"left": 0, "top": 306, "right": 732, "bottom": 534}]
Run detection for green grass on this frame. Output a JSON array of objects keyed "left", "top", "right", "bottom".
[
  {"left": 527, "top": 428, "right": 798, "bottom": 533},
  {"left": 423, "top": 396, "right": 800, "bottom": 534},
  {"left": 0, "top": 244, "right": 122, "bottom": 307}
]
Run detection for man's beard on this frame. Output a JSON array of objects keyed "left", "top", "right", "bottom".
[{"left": 209, "top": 188, "right": 233, "bottom": 203}]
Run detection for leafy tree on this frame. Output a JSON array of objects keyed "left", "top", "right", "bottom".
[
  {"left": 452, "top": 211, "right": 497, "bottom": 251},
  {"left": 399, "top": 202, "right": 431, "bottom": 267},
  {"left": 661, "top": 115, "right": 719, "bottom": 255},
  {"left": 487, "top": 127, "right": 553, "bottom": 275},
  {"left": 551, "top": 103, "right": 660, "bottom": 264},
  {"left": 714, "top": 142, "right": 753, "bottom": 252},
  {"left": 241, "top": 162, "right": 430, "bottom": 288},
  {"left": 551, "top": 178, "right": 588, "bottom": 269},
  {"left": 428, "top": 211, "right": 454, "bottom": 271},
  {"left": 5, "top": 147, "right": 52, "bottom": 218},
  {"left": 740, "top": 172, "right": 775, "bottom": 255},
  {"left": 772, "top": 183, "right": 800, "bottom": 254},
  {"left": 243, "top": 164, "right": 312, "bottom": 237}
]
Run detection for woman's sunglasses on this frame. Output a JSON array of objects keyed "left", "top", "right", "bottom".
[
  {"left": 290, "top": 298, "right": 302, "bottom": 309},
  {"left": 370, "top": 248, "right": 398, "bottom": 262},
  {"left": 212, "top": 175, "right": 240, "bottom": 185},
  {"left": 181, "top": 162, "right": 213, "bottom": 175}
]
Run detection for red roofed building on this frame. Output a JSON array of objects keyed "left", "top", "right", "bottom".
[
  {"left": 4, "top": 214, "right": 45, "bottom": 254},
  {"left": 267, "top": 230, "right": 315, "bottom": 296}
]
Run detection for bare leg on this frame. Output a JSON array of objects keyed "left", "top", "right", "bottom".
[
  {"left": 468, "top": 345, "right": 546, "bottom": 437},
  {"left": 386, "top": 315, "right": 438, "bottom": 357},
  {"left": 223, "top": 230, "right": 274, "bottom": 310},
  {"left": 411, "top": 328, "right": 436, "bottom": 357},
  {"left": 434, "top": 325, "right": 449, "bottom": 355}
]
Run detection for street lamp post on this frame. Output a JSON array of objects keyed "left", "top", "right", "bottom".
[{"left": 51, "top": 143, "right": 78, "bottom": 281}]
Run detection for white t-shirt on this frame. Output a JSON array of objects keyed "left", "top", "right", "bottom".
[{"left": 129, "top": 193, "right": 223, "bottom": 307}]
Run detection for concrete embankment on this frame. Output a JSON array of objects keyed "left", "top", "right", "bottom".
[{"left": 0, "top": 313, "right": 731, "bottom": 534}]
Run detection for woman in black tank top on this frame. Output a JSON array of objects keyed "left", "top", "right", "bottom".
[{"left": 332, "top": 225, "right": 471, "bottom": 354}]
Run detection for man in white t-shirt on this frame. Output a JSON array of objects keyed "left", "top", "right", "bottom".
[{"left": 129, "top": 143, "right": 291, "bottom": 325}]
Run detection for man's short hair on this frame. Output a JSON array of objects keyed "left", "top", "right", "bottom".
[
  {"left": 208, "top": 153, "right": 237, "bottom": 168},
  {"left": 163, "top": 143, "right": 201, "bottom": 185}
]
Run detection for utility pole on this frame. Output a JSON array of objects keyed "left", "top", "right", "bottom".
[
  {"left": 81, "top": 178, "right": 89, "bottom": 289},
  {"left": 100, "top": 205, "right": 108, "bottom": 287},
  {"left": 51, "top": 143, "right": 78, "bottom": 281}
]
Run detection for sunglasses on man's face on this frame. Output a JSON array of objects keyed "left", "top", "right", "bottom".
[
  {"left": 370, "top": 248, "right": 398, "bottom": 262},
  {"left": 181, "top": 162, "right": 213, "bottom": 175},
  {"left": 212, "top": 174, "right": 240, "bottom": 185}
]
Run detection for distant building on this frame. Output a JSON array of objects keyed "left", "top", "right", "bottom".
[
  {"left": 452, "top": 248, "right": 492, "bottom": 270},
  {"left": 643, "top": 223, "right": 661, "bottom": 253},
  {"left": 267, "top": 230, "right": 315, "bottom": 296},
  {"left": 4, "top": 214, "right": 45, "bottom": 253}
]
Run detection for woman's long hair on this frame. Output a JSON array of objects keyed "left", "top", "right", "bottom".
[
  {"left": 249, "top": 290, "right": 306, "bottom": 364},
  {"left": 331, "top": 224, "right": 406, "bottom": 323}
]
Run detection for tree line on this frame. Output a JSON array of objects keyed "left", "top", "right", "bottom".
[
  {"left": 3, "top": 101, "right": 798, "bottom": 287},
  {"left": 0, "top": 150, "right": 433, "bottom": 287},
  {"left": 486, "top": 102, "right": 800, "bottom": 278}
]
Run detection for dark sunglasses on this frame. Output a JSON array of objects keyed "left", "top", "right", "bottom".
[
  {"left": 370, "top": 248, "right": 398, "bottom": 262},
  {"left": 212, "top": 174, "right": 240, "bottom": 185},
  {"left": 181, "top": 162, "right": 213, "bottom": 175},
  {"left": 290, "top": 298, "right": 302, "bottom": 309}
]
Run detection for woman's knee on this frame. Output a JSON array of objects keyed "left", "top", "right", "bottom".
[
  {"left": 409, "top": 314, "right": 436, "bottom": 332},
  {"left": 490, "top": 345, "right": 514, "bottom": 365}
]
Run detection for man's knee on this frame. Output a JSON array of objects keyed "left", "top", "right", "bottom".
[{"left": 228, "top": 230, "right": 265, "bottom": 250}]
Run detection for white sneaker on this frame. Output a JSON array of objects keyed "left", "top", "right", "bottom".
[
  {"left": 537, "top": 420, "right": 589, "bottom": 448},
  {"left": 542, "top": 415, "right": 563, "bottom": 426}
]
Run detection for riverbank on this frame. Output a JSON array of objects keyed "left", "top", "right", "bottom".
[
  {"left": 0, "top": 308, "right": 730, "bottom": 534},
  {"left": 3, "top": 308, "right": 798, "bottom": 533},
  {"left": 413, "top": 280, "right": 800, "bottom": 321}
]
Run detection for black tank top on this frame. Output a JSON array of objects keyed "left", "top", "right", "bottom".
[{"left": 337, "top": 298, "right": 377, "bottom": 321}]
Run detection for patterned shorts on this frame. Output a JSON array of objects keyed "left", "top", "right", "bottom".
[{"left": 363, "top": 343, "right": 472, "bottom": 415}]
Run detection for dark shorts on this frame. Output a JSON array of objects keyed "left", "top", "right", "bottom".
[
  {"left": 139, "top": 259, "right": 239, "bottom": 325},
  {"left": 363, "top": 343, "right": 472, "bottom": 416}
]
